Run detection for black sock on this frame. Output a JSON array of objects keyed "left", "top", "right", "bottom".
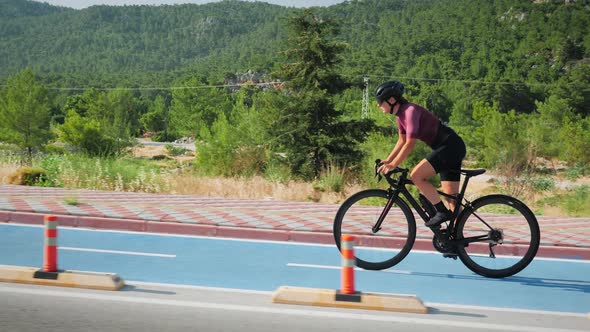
[{"left": 435, "top": 202, "right": 448, "bottom": 213}]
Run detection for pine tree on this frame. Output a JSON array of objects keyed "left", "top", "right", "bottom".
[
  {"left": 272, "top": 9, "right": 371, "bottom": 179},
  {"left": 0, "top": 68, "right": 52, "bottom": 164}
]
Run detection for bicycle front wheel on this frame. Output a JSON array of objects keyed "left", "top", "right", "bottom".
[
  {"left": 456, "top": 195, "right": 540, "bottom": 278},
  {"left": 333, "top": 189, "right": 416, "bottom": 270}
]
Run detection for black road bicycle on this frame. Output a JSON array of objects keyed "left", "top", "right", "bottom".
[{"left": 333, "top": 160, "right": 540, "bottom": 278}]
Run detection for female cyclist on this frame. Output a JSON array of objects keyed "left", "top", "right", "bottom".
[{"left": 375, "top": 81, "right": 467, "bottom": 227}]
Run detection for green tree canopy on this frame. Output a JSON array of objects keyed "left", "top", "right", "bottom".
[
  {"left": 0, "top": 67, "right": 52, "bottom": 163},
  {"left": 272, "top": 9, "right": 372, "bottom": 178},
  {"left": 55, "top": 89, "right": 139, "bottom": 156}
]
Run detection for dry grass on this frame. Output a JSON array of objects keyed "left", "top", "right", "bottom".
[
  {"left": 0, "top": 160, "right": 19, "bottom": 184},
  {"left": 0, "top": 145, "right": 520, "bottom": 205},
  {"left": 130, "top": 144, "right": 194, "bottom": 162},
  {"left": 163, "top": 174, "right": 364, "bottom": 204},
  {"left": 1, "top": 145, "right": 587, "bottom": 215},
  {"left": 132, "top": 143, "right": 365, "bottom": 204}
]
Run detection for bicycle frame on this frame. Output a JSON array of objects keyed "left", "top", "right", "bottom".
[
  {"left": 375, "top": 167, "right": 501, "bottom": 250},
  {"left": 375, "top": 167, "right": 471, "bottom": 238}
]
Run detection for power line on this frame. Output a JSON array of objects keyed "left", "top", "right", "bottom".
[
  {"left": 365, "top": 75, "right": 554, "bottom": 88},
  {"left": 1, "top": 74, "right": 554, "bottom": 91},
  {"left": 0, "top": 81, "right": 285, "bottom": 91}
]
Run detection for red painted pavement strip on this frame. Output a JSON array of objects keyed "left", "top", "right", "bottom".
[
  {"left": 1, "top": 211, "right": 589, "bottom": 260},
  {"left": 146, "top": 221, "right": 217, "bottom": 237},
  {"left": 77, "top": 216, "right": 147, "bottom": 232},
  {"left": 0, "top": 211, "right": 10, "bottom": 222}
]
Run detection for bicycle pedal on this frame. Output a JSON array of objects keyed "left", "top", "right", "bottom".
[{"left": 442, "top": 253, "right": 458, "bottom": 260}]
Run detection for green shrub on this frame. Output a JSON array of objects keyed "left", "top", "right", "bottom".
[
  {"left": 472, "top": 102, "right": 530, "bottom": 172},
  {"left": 39, "top": 154, "right": 63, "bottom": 187},
  {"left": 233, "top": 145, "right": 266, "bottom": 178},
  {"left": 263, "top": 157, "right": 292, "bottom": 184},
  {"left": 315, "top": 163, "right": 347, "bottom": 193},
  {"left": 531, "top": 177, "right": 556, "bottom": 192},
  {"left": 165, "top": 144, "right": 189, "bottom": 156},
  {"left": 500, "top": 175, "right": 556, "bottom": 200},
  {"left": 195, "top": 114, "right": 236, "bottom": 176},
  {"left": 8, "top": 167, "right": 51, "bottom": 186},
  {"left": 52, "top": 154, "right": 166, "bottom": 192},
  {"left": 359, "top": 132, "right": 394, "bottom": 186},
  {"left": 153, "top": 131, "right": 179, "bottom": 142},
  {"left": 195, "top": 112, "right": 268, "bottom": 178},
  {"left": 566, "top": 165, "right": 587, "bottom": 181},
  {"left": 151, "top": 154, "right": 169, "bottom": 160},
  {"left": 56, "top": 110, "right": 132, "bottom": 157},
  {"left": 538, "top": 185, "right": 590, "bottom": 217}
]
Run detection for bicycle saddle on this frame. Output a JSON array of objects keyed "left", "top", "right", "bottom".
[{"left": 461, "top": 169, "right": 486, "bottom": 177}]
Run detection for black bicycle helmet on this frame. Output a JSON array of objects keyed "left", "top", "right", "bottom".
[{"left": 374, "top": 81, "right": 405, "bottom": 102}]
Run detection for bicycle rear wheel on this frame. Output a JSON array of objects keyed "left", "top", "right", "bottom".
[
  {"left": 456, "top": 194, "right": 540, "bottom": 278},
  {"left": 333, "top": 189, "right": 416, "bottom": 270}
]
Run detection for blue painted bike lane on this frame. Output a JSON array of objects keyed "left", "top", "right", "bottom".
[{"left": 1, "top": 224, "right": 589, "bottom": 313}]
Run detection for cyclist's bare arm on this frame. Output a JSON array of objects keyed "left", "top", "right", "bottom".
[
  {"left": 388, "top": 138, "right": 416, "bottom": 169},
  {"left": 384, "top": 134, "right": 406, "bottom": 164}
]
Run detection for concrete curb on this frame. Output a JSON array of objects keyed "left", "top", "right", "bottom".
[
  {"left": 0, "top": 265, "right": 125, "bottom": 291},
  {"left": 3, "top": 211, "right": 590, "bottom": 260},
  {"left": 272, "top": 286, "right": 428, "bottom": 314}
]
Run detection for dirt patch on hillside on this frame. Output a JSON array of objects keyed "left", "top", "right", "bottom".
[{"left": 131, "top": 143, "right": 194, "bottom": 163}]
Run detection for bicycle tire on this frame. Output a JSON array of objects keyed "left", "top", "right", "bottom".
[
  {"left": 333, "top": 189, "right": 416, "bottom": 270},
  {"left": 455, "top": 194, "right": 540, "bottom": 278}
]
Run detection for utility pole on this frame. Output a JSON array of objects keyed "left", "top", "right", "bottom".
[{"left": 362, "top": 77, "right": 369, "bottom": 119}]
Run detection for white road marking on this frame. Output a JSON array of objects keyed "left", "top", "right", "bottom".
[
  {"left": 0, "top": 285, "right": 585, "bottom": 332},
  {"left": 59, "top": 247, "right": 176, "bottom": 258},
  {"left": 287, "top": 263, "right": 412, "bottom": 274}
]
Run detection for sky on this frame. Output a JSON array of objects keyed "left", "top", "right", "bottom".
[{"left": 35, "top": 0, "right": 347, "bottom": 9}]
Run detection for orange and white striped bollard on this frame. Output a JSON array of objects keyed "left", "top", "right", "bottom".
[
  {"left": 43, "top": 215, "right": 58, "bottom": 272},
  {"left": 340, "top": 234, "right": 356, "bottom": 295}
]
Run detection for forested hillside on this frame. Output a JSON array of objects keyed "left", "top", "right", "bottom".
[
  {"left": 1, "top": 0, "right": 588, "bottom": 93},
  {"left": 0, "top": 0, "right": 292, "bottom": 85},
  {"left": 1, "top": 0, "right": 589, "bottom": 191}
]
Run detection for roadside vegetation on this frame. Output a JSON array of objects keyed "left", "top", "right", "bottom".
[
  {"left": 0, "top": 3, "right": 589, "bottom": 217},
  {"left": 0, "top": 149, "right": 588, "bottom": 217}
]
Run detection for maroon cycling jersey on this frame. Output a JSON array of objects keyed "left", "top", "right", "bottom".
[{"left": 396, "top": 103, "right": 441, "bottom": 147}]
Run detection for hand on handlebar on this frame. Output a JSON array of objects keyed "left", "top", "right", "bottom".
[
  {"left": 378, "top": 162, "right": 395, "bottom": 175},
  {"left": 374, "top": 159, "right": 396, "bottom": 176},
  {"left": 374, "top": 159, "right": 407, "bottom": 178}
]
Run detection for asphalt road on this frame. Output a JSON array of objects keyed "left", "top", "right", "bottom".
[{"left": 0, "top": 282, "right": 588, "bottom": 332}]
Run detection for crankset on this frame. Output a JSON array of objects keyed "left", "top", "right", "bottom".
[{"left": 432, "top": 229, "right": 458, "bottom": 260}]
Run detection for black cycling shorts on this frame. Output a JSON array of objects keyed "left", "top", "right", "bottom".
[{"left": 426, "top": 129, "right": 466, "bottom": 182}]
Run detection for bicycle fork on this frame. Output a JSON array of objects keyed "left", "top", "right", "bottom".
[{"left": 372, "top": 189, "right": 398, "bottom": 234}]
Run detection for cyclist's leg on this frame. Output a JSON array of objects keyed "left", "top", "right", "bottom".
[
  {"left": 410, "top": 159, "right": 438, "bottom": 203},
  {"left": 433, "top": 134, "right": 466, "bottom": 216},
  {"left": 422, "top": 142, "right": 465, "bottom": 226},
  {"left": 411, "top": 159, "right": 453, "bottom": 227},
  {"left": 440, "top": 180, "right": 460, "bottom": 213}
]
